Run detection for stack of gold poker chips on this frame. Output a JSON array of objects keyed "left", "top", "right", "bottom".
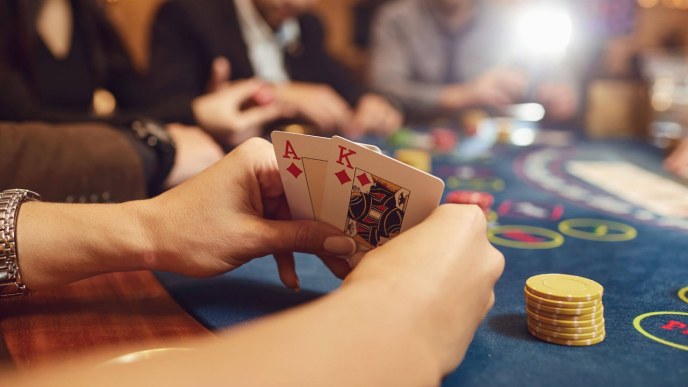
[{"left": 525, "top": 274, "right": 605, "bottom": 346}]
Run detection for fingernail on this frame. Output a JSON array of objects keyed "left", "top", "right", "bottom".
[
  {"left": 323, "top": 236, "right": 357, "bottom": 256},
  {"left": 294, "top": 278, "right": 301, "bottom": 292}
]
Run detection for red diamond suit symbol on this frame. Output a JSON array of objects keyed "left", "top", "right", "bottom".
[
  {"left": 287, "top": 162, "right": 303, "bottom": 178},
  {"left": 335, "top": 169, "right": 351, "bottom": 184}
]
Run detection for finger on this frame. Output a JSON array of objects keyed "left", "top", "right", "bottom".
[
  {"left": 273, "top": 252, "right": 300, "bottom": 290},
  {"left": 207, "top": 56, "right": 232, "bottom": 93},
  {"left": 320, "top": 93, "right": 353, "bottom": 131},
  {"left": 350, "top": 97, "right": 386, "bottom": 136},
  {"left": 383, "top": 109, "right": 403, "bottom": 134},
  {"left": 236, "top": 103, "right": 284, "bottom": 132},
  {"left": 241, "top": 139, "right": 291, "bottom": 216},
  {"left": 252, "top": 84, "right": 276, "bottom": 106},
  {"left": 347, "top": 106, "right": 372, "bottom": 137},
  {"left": 221, "top": 78, "right": 267, "bottom": 104},
  {"left": 251, "top": 219, "right": 357, "bottom": 257},
  {"left": 318, "top": 254, "right": 352, "bottom": 279}
]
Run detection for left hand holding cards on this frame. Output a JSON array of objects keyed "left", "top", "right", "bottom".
[{"left": 150, "top": 138, "right": 355, "bottom": 291}]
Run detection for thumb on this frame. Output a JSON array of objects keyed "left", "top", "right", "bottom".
[
  {"left": 207, "top": 56, "right": 232, "bottom": 93},
  {"left": 254, "top": 219, "right": 357, "bottom": 257}
]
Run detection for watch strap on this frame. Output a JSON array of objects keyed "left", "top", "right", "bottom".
[{"left": 0, "top": 189, "right": 41, "bottom": 297}]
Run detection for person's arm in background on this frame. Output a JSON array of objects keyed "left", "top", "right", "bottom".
[
  {"left": 287, "top": 14, "right": 401, "bottom": 137},
  {"left": 7, "top": 139, "right": 503, "bottom": 386},
  {"left": 369, "top": 6, "right": 528, "bottom": 119},
  {"left": 144, "top": 1, "right": 282, "bottom": 147},
  {"left": 369, "top": 6, "right": 446, "bottom": 118},
  {"left": 664, "top": 137, "right": 688, "bottom": 177},
  {"left": 0, "top": 122, "right": 148, "bottom": 202}
]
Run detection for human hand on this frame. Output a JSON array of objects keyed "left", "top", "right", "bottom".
[
  {"left": 535, "top": 82, "right": 578, "bottom": 121},
  {"left": 441, "top": 68, "right": 529, "bottom": 110},
  {"left": 163, "top": 124, "right": 225, "bottom": 188},
  {"left": 345, "top": 93, "right": 403, "bottom": 138},
  {"left": 275, "top": 82, "right": 353, "bottom": 133},
  {"left": 344, "top": 205, "right": 504, "bottom": 373},
  {"left": 205, "top": 56, "right": 232, "bottom": 93},
  {"left": 664, "top": 137, "right": 688, "bottom": 177},
  {"left": 143, "top": 138, "right": 355, "bottom": 289},
  {"left": 192, "top": 79, "right": 283, "bottom": 147}
]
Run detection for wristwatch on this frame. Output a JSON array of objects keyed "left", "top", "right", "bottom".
[
  {"left": 0, "top": 189, "right": 41, "bottom": 297},
  {"left": 129, "top": 119, "right": 177, "bottom": 195}
]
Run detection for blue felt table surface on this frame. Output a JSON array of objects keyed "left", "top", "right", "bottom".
[{"left": 158, "top": 138, "right": 688, "bottom": 386}]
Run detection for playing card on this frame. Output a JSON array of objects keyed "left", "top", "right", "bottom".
[
  {"left": 319, "top": 136, "right": 445, "bottom": 250},
  {"left": 272, "top": 131, "right": 331, "bottom": 220}
]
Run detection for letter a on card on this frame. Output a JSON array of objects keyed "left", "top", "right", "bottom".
[{"left": 271, "top": 131, "right": 331, "bottom": 220}]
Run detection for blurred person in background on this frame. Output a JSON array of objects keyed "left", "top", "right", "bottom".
[
  {"left": 148, "top": 0, "right": 402, "bottom": 139},
  {"left": 0, "top": 0, "right": 283, "bottom": 196},
  {"left": 370, "top": 0, "right": 579, "bottom": 125}
]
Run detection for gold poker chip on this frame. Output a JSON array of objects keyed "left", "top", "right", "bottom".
[
  {"left": 527, "top": 318, "right": 605, "bottom": 334},
  {"left": 526, "top": 274, "right": 603, "bottom": 302},
  {"left": 526, "top": 308, "right": 604, "bottom": 327},
  {"left": 525, "top": 287, "right": 601, "bottom": 308},
  {"left": 527, "top": 324, "right": 605, "bottom": 340},
  {"left": 528, "top": 328, "right": 606, "bottom": 346},
  {"left": 526, "top": 306, "right": 604, "bottom": 321},
  {"left": 525, "top": 298, "right": 603, "bottom": 316}
]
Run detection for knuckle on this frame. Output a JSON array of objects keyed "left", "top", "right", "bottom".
[
  {"left": 491, "top": 249, "right": 506, "bottom": 278},
  {"left": 487, "top": 292, "right": 496, "bottom": 310},
  {"left": 241, "top": 136, "right": 269, "bottom": 150},
  {"left": 293, "top": 221, "right": 316, "bottom": 252}
]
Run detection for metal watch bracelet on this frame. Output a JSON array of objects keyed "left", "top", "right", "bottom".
[{"left": 0, "top": 189, "right": 41, "bottom": 297}]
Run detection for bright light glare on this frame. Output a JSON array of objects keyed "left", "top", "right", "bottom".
[
  {"left": 507, "top": 103, "right": 546, "bottom": 122},
  {"left": 510, "top": 127, "right": 537, "bottom": 146},
  {"left": 516, "top": 9, "right": 572, "bottom": 59}
]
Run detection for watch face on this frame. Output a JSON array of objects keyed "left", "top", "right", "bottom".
[
  {"left": 132, "top": 120, "right": 173, "bottom": 145},
  {"left": 146, "top": 122, "right": 173, "bottom": 143}
]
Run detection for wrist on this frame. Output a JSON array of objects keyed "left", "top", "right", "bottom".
[
  {"left": 125, "top": 195, "right": 192, "bottom": 275},
  {"left": 16, "top": 200, "right": 157, "bottom": 290},
  {"left": 439, "top": 84, "right": 463, "bottom": 110}
]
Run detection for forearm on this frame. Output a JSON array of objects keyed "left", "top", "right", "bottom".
[
  {"left": 207, "top": 282, "right": 442, "bottom": 386},
  {"left": 16, "top": 200, "right": 152, "bottom": 290},
  {"left": 437, "top": 83, "right": 480, "bottom": 111},
  {"left": 10, "top": 281, "right": 443, "bottom": 387}
]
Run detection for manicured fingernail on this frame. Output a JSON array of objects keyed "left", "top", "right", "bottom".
[{"left": 323, "top": 236, "right": 357, "bottom": 256}]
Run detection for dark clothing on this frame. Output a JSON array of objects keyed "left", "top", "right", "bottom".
[
  {"left": 0, "top": 0, "right": 147, "bottom": 124},
  {"left": 0, "top": 121, "right": 147, "bottom": 202},
  {"left": 0, "top": 0, "right": 176, "bottom": 195},
  {"left": 147, "top": 0, "right": 366, "bottom": 125}
]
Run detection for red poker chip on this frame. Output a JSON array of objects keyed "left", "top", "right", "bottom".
[{"left": 445, "top": 190, "right": 494, "bottom": 209}]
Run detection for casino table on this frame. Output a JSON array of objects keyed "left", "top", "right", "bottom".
[{"left": 157, "top": 128, "right": 688, "bottom": 386}]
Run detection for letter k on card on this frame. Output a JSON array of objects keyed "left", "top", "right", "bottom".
[{"left": 319, "top": 136, "right": 444, "bottom": 250}]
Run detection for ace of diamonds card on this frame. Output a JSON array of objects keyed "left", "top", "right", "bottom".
[{"left": 271, "top": 131, "right": 330, "bottom": 220}]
